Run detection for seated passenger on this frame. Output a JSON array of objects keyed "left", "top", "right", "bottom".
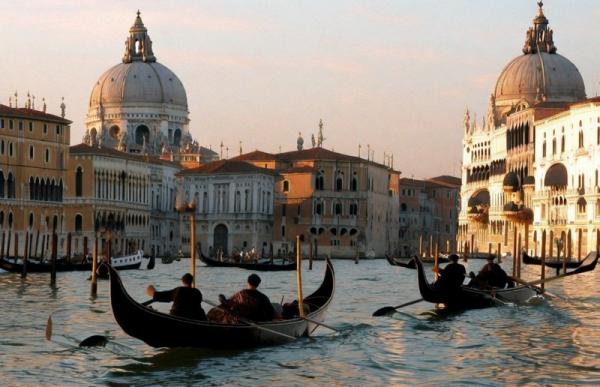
[
  {"left": 469, "top": 255, "right": 513, "bottom": 289},
  {"left": 146, "top": 273, "right": 207, "bottom": 320},
  {"left": 434, "top": 254, "right": 466, "bottom": 293},
  {"left": 207, "top": 274, "right": 276, "bottom": 323}
]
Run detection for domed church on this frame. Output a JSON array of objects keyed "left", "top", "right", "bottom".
[
  {"left": 457, "top": 2, "right": 598, "bottom": 257},
  {"left": 84, "top": 11, "right": 198, "bottom": 156}
]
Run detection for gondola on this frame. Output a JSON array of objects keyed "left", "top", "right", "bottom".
[
  {"left": 522, "top": 251, "right": 592, "bottom": 269},
  {"left": 385, "top": 255, "right": 416, "bottom": 268},
  {"left": 109, "top": 259, "right": 335, "bottom": 349},
  {"left": 0, "top": 256, "right": 92, "bottom": 273},
  {"left": 200, "top": 253, "right": 296, "bottom": 271},
  {"left": 414, "top": 255, "right": 542, "bottom": 310}
]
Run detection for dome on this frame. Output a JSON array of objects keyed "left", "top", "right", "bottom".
[
  {"left": 88, "top": 11, "right": 187, "bottom": 109},
  {"left": 502, "top": 172, "right": 520, "bottom": 191},
  {"left": 89, "top": 61, "right": 187, "bottom": 108},
  {"left": 494, "top": 53, "right": 585, "bottom": 107},
  {"left": 492, "top": 3, "right": 586, "bottom": 116}
]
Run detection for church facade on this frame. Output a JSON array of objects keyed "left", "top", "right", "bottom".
[{"left": 459, "top": 2, "right": 600, "bottom": 258}]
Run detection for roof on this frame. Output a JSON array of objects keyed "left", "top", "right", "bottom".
[
  {"left": 70, "top": 143, "right": 181, "bottom": 167},
  {"left": 278, "top": 166, "right": 317, "bottom": 174},
  {"left": 428, "top": 175, "right": 461, "bottom": 187},
  {"left": 0, "top": 105, "right": 72, "bottom": 125},
  {"left": 400, "top": 176, "right": 461, "bottom": 189},
  {"left": 178, "top": 159, "right": 278, "bottom": 176},
  {"left": 231, "top": 150, "right": 277, "bottom": 161}
]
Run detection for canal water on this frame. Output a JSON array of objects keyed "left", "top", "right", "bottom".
[{"left": 1, "top": 258, "right": 599, "bottom": 386}]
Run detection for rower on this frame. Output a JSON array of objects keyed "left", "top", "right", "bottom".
[
  {"left": 434, "top": 253, "right": 466, "bottom": 293},
  {"left": 147, "top": 273, "right": 207, "bottom": 320}
]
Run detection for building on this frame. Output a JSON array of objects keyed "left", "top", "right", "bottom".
[
  {"left": 0, "top": 100, "right": 71, "bottom": 257},
  {"left": 458, "top": 3, "right": 600, "bottom": 257},
  {"left": 177, "top": 160, "right": 277, "bottom": 257},
  {"left": 399, "top": 176, "right": 461, "bottom": 256},
  {"left": 234, "top": 144, "right": 400, "bottom": 258}
]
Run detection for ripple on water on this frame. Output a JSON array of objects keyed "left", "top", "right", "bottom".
[{"left": 2, "top": 260, "right": 600, "bottom": 384}]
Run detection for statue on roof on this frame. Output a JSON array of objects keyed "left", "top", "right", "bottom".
[
  {"left": 317, "top": 119, "right": 325, "bottom": 147},
  {"left": 297, "top": 132, "right": 304, "bottom": 151},
  {"left": 60, "top": 97, "right": 66, "bottom": 118},
  {"left": 311, "top": 133, "right": 316, "bottom": 148},
  {"left": 82, "top": 129, "right": 91, "bottom": 145},
  {"left": 463, "top": 108, "right": 471, "bottom": 134}
]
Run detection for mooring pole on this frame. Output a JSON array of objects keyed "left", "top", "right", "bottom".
[
  {"left": 541, "top": 230, "right": 546, "bottom": 293},
  {"left": 22, "top": 231, "right": 29, "bottom": 278},
  {"left": 91, "top": 236, "right": 98, "bottom": 296},
  {"left": 50, "top": 232, "right": 57, "bottom": 286}
]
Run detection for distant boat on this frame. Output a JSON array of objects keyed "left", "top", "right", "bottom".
[
  {"left": 200, "top": 253, "right": 296, "bottom": 271},
  {"left": 0, "top": 256, "right": 91, "bottom": 273},
  {"left": 97, "top": 250, "right": 144, "bottom": 278},
  {"left": 522, "top": 251, "right": 592, "bottom": 269}
]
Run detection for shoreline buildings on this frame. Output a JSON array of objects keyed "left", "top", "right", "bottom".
[{"left": 459, "top": 2, "right": 600, "bottom": 258}]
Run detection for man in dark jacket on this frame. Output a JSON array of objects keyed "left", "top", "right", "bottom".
[
  {"left": 435, "top": 254, "right": 466, "bottom": 293},
  {"left": 147, "top": 273, "right": 207, "bottom": 320},
  {"left": 469, "top": 255, "right": 514, "bottom": 289}
]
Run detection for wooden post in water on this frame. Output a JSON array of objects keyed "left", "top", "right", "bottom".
[
  {"left": 34, "top": 230, "right": 40, "bottom": 260},
  {"left": 13, "top": 232, "right": 19, "bottom": 262},
  {"left": 308, "top": 239, "right": 313, "bottom": 270},
  {"left": 0, "top": 231, "right": 5, "bottom": 260},
  {"left": 190, "top": 210, "right": 196, "bottom": 288},
  {"left": 429, "top": 235, "right": 433, "bottom": 258},
  {"left": 524, "top": 223, "right": 529, "bottom": 256},
  {"left": 295, "top": 236, "right": 305, "bottom": 318},
  {"left": 470, "top": 233, "right": 475, "bottom": 254},
  {"left": 418, "top": 235, "right": 423, "bottom": 257},
  {"left": 433, "top": 239, "right": 439, "bottom": 279},
  {"left": 497, "top": 242, "right": 502, "bottom": 263},
  {"left": 50, "top": 232, "right": 57, "bottom": 286},
  {"left": 548, "top": 230, "right": 554, "bottom": 260},
  {"left": 66, "top": 232, "right": 72, "bottom": 263},
  {"left": 488, "top": 242, "right": 492, "bottom": 258},
  {"left": 566, "top": 230, "right": 572, "bottom": 275},
  {"left": 512, "top": 225, "right": 517, "bottom": 278},
  {"left": 577, "top": 228, "right": 582, "bottom": 261},
  {"left": 40, "top": 234, "right": 46, "bottom": 261},
  {"left": 83, "top": 236, "right": 88, "bottom": 257},
  {"left": 22, "top": 231, "right": 29, "bottom": 278},
  {"left": 540, "top": 230, "right": 546, "bottom": 293},
  {"left": 517, "top": 233, "right": 522, "bottom": 278},
  {"left": 6, "top": 232, "right": 11, "bottom": 261},
  {"left": 91, "top": 236, "right": 98, "bottom": 296}
]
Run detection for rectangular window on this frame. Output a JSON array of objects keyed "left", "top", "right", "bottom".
[
  {"left": 9, "top": 120, "right": 13, "bottom": 129},
  {"left": 56, "top": 125, "right": 60, "bottom": 135},
  {"left": 0, "top": 119, "right": 4, "bottom": 128},
  {"left": 18, "top": 121, "right": 23, "bottom": 130},
  {"left": 281, "top": 204, "right": 286, "bottom": 217},
  {"left": 43, "top": 124, "right": 48, "bottom": 134},
  {"left": 29, "top": 122, "right": 33, "bottom": 131}
]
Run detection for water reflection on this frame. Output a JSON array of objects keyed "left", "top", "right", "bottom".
[{"left": 1, "top": 259, "right": 600, "bottom": 384}]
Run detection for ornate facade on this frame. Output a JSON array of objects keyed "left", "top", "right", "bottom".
[{"left": 458, "top": 2, "right": 597, "bottom": 257}]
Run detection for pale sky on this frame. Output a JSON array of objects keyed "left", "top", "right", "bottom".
[{"left": 2, "top": 0, "right": 600, "bottom": 178}]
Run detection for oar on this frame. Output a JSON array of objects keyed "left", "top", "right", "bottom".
[
  {"left": 510, "top": 253, "right": 598, "bottom": 287},
  {"left": 202, "top": 299, "right": 296, "bottom": 340},
  {"left": 372, "top": 298, "right": 424, "bottom": 317},
  {"left": 142, "top": 299, "right": 154, "bottom": 306},
  {"left": 300, "top": 315, "right": 339, "bottom": 333}
]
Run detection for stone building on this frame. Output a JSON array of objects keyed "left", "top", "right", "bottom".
[
  {"left": 177, "top": 160, "right": 276, "bottom": 257},
  {"left": 0, "top": 101, "right": 71, "bottom": 257},
  {"left": 234, "top": 146, "right": 400, "bottom": 258},
  {"left": 399, "top": 176, "right": 461, "bottom": 256},
  {"left": 458, "top": 3, "right": 589, "bottom": 255}
]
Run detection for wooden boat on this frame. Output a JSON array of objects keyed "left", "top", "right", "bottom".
[
  {"left": 522, "top": 251, "right": 592, "bottom": 269},
  {"left": 414, "top": 255, "right": 541, "bottom": 310},
  {"left": 385, "top": 255, "right": 416, "bottom": 268},
  {"left": 109, "top": 258, "right": 335, "bottom": 349},
  {"left": 0, "top": 256, "right": 91, "bottom": 273},
  {"left": 108, "top": 250, "right": 143, "bottom": 270},
  {"left": 200, "top": 253, "right": 296, "bottom": 271}
]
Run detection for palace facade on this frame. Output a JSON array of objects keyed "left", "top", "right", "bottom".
[{"left": 459, "top": 3, "right": 600, "bottom": 257}]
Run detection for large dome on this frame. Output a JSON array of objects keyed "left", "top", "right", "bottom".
[
  {"left": 492, "top": 3, "right": 586, "bottom": 117},
  {"left": 89, "top": 61, "right": 187, "bottom": 107},
  {"left": 494, "top": 52, "right": 585, "bottom": 107}
]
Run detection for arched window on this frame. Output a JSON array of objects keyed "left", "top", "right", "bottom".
[
  {"left": 29, "top": 145, "right": 34, "bottom": 160},
  {"left": 552, "top": 138, "right": 556, "bottom": 155},
  {"left": 334, "top": 202, "right": 342, "bottom": 215},
  {"left": 173, "top": 129, "right": 182, "bottom": 147},
  {"left": 135, "top": 125, "right": 150, "bottom": 146},
  {"left": 7, "top": 172, "right": 15, "bottom": 198},
  {"left": 28, "top": 213, "right": 34, "bottom": 229},
  {"left": 75, "top": 214, "right": 83, "bottom": 232},
  {"left": 0, "top": 170, "right": 4, "bottom": 198},
  {"left": 0, "top": 211, "right": 3, "bottom": 227},
  {"left": 542, "top": 141, "right": 546, "bottom": 157},
  {"left": 8, "top": 212, "right": 13, "bottom": 228},
  {"left": 283, "top": 180, "right": 289, "bottom": 192},
  {"left": 579, "top": 131, "right": 584, "bottom": 148},
  {"left": 401, "top": 203, "right": 407, "bottom": 212},
  {"left": 351, "top": 176, "right": 358, "bottom": 191},
  {"left": 315, "top": 172, "right": 324, "bottom": 190},
  {"left": 29, "top": 177, "right": 34, "bottom": 200},
  {"left": 315, "top": 201, "right": 322, "bottom": 215},
  {"left": 335, "top": 172, "right": 343, "bottom": 191}
]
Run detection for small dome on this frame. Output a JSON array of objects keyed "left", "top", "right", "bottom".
[
  {"left": 503, "top": 172, "right": 520, "bottom": 191},
  {"left": 544, "top": 163, "right": 568, "bottom": 187},
  {"left": 89, "top": 61, "right": 187, "bottom": 108}
]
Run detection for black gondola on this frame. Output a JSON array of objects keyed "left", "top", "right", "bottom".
[
  {"left": 522, "top": 251, "right": 591, "bottom": 269},
  {"left": 385, "top": 254, "right": 416, "bottom": 268},
  {"left": 0, "top": 257, "right": 92, "bottom": 273},
  {"left": 414, "top": 255, "right": 542, "bottom": 310},
  {"left": 109, "top": 259, "right": 335, "bottom": 349},
  {"left": 199, "top": 254, "right": 297, "bottom": 271}
]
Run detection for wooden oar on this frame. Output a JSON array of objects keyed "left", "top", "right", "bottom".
[
  {"left": 202, "top": 299, "right": 296, "bottom": 340},
  {"left": 372, "top": 298, "right": 424, "bottom": 317},
  {"left": 300, "top": 315, "right": 339, "bottom": 332},
  {"left": 510, "top": 253, "right": 598, "bottom": 287}
]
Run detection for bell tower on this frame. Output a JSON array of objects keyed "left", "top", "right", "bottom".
[{"left": 122, "top": 10, "right": 156, "bottom": 63}]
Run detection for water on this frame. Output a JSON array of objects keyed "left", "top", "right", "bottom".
[{"left": 1, "top": 258, "right": 600, "bottom": 386}]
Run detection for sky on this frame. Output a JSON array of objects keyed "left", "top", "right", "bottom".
[{"left": 2, "top": 0, "right": 600, "bottom": 178}]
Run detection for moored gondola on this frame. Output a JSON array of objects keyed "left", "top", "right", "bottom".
[
  {"left": 385, "top": 254, "right": 416, "bottom": 268},
  {"left": 200, "top": 253, "right": 296, "bottom": 271},
  {"left": 0, "top": 256, "right": 92, "bottom": 273},
  {"left": 109, "top": 259, "right": 335, "bottom": 349},
  {"left": 522, "top": 251, "right": 591, "bottom": 269},
  {"left": 414, "top": 255, "right": 541, "bottom": 310}
]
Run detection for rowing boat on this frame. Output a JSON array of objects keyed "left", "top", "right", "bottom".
[
  {"left": 522, "top": 251, "right": 592, "bottom": 269},
  {"left": 200, "top": 253, "right": 296, "bottom": 271},
  {"left": 109, "top": 259, "right": 335, "bottom": 348}
]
